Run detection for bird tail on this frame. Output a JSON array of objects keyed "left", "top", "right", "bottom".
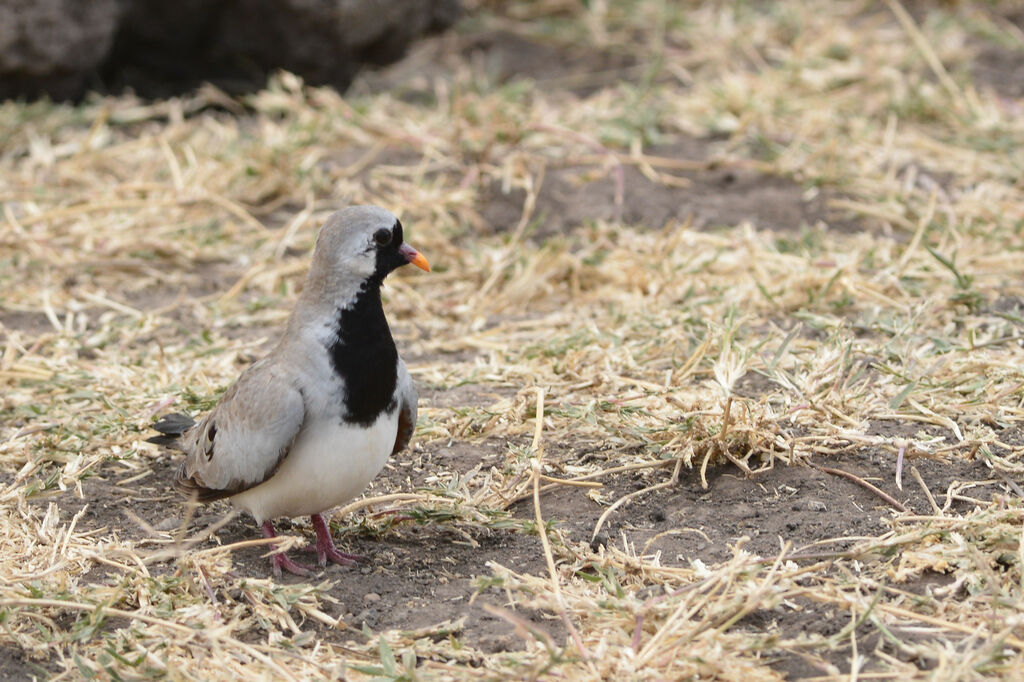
[{"left": 147, "top": 413, "right": 196, "bottom": 447}]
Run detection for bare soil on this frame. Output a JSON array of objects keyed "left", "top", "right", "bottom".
[
  {"left": 972, "top": 10, "right": 1024, "bottom": 99},
  {"left": 43, "top": 420, "right": 995, "bottom": 672}
]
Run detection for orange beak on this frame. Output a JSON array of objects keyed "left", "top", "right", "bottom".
[{"left": 400, "top": 243, "right": 431, "bottom": 272}]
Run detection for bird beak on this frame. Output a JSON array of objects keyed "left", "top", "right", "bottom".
[{"left": 399, "top": 243, "right": 431, "bottom": 272}]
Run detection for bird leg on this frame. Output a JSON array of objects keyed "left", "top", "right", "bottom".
[
  {"left": 261, "top": 521, "right": 312, "bottom": 577},
  {"left": 307, "top": 513, "right": 365, "bottom": 567}
]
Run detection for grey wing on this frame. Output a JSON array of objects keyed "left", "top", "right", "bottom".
[
  {"left": 391, "top": 358, "right": 418, "bottom": 456},
  {"left": 175, "top": 359, "right": 305, "bottom": 502}
]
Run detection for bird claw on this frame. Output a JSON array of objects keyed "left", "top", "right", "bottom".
[
  {"left": 271, "top": 552, "right": 313, "bottom": 577},
  {"left": 262, "top": 516, "right": 363, "bottom": 575},
  {"left": 309, "top": 513, "right": 365, "bottom": 567},
  {"left": 262, "top": 519, "right": 313, "bottom": 577},
  {"left": 301, "top": 543, "right": 364, "bottom": 567}
]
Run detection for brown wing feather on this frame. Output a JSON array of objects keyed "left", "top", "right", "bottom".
[
  {"left": 392, "top": 401, "right": 415, "bottom": 455},
  {"left": 175, "top": 461, "right": 289, "bottom": 502},
  {"left": 175, "top": 459, "right": 237, "bottom": 503},
  {"left": 173, "top": 416, "right": 253, "bottom": 502},
  {"left": 391, "top": 360, "right": 418, "bottom": 455}
]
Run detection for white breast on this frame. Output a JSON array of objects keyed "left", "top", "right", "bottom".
[{"left": 230, "top": 410, "right": 398, "bottom": 522}]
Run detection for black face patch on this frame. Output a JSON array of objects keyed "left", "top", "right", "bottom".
[
  {"left": 327, "top": 284, "right": 399, "bottom": 426},
  {"left": 371, "top": 219, "right": 408, "bottom": 283}
]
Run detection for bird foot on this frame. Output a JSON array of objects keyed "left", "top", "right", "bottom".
[
  {"left": 303, "top": 542, "right": 364, "bottom": 567},
  {"left": 261, "top": 520, "right": 313, "bottom": 577},
  {"left": 271, "top": 552, "right": 313, "bottom": 577},
  {"left": 308, "top": 513, "right": 366, "bottom": 567}
]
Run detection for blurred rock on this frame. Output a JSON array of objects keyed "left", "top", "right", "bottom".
[
  {"left": 0, "top": 0, "right": 122, "bottom": 100},
  {"left": 0, "top": 0, "right": 462, "bottom": 100}
]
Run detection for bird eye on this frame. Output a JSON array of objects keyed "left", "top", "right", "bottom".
[{"left": 373, "top": 228, "right": 392, "bottom": 246}]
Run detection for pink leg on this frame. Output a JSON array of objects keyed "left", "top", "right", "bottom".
[
  {"left": 261, "top": 521, "right": 311, "bottom": 577},
  {"left": 308, "top": 513, "right": 365, "bottom": 567}
]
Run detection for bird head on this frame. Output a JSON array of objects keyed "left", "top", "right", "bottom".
[{"left": 309, "top": 206, "right": 430, "bottom": 293}]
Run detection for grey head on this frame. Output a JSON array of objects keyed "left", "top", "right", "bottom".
[{"left": 303, "top": 205, "right": 430, "bottom": 301}]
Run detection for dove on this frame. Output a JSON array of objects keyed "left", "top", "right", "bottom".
[{"left": 151, "top": 205, "right": 429, "bottom": 576}]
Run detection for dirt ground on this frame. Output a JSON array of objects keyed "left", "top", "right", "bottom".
[
  {"left": 27, "top": 426, "right": 1000, "bottom": 678},
  {"left": 3, "top": 1, "right": 1024, "bottom": 680}
]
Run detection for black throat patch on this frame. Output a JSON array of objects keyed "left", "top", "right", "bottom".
[{"left": 327, "top": 283, "right": 398, "bottom": 426}]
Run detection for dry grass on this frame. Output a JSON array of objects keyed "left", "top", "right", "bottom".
[{"left": 2, "top": 0, "right": 1024, "bottom": 678}]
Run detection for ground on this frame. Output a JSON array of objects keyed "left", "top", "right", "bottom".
[{"left": 2, "top": 1, "right": 1024, "bottom": 680}]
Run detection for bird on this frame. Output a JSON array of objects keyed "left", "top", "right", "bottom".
[{"left": 149, "top": 205, "right": 430, "bottom": 576}]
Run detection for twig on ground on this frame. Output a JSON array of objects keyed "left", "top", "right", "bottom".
[
  {"left": 529, "top": 387, "right": 595, "bottom": 668},
  {"left": 809, "top": 462, "right": 908, "bottom": 513}
]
